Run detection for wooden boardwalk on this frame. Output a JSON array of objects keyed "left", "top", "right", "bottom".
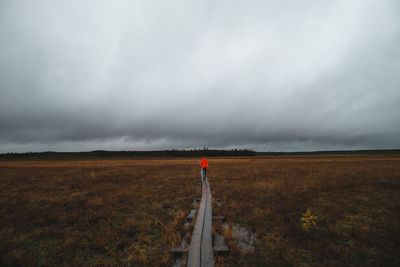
[{"left": 187, "top": 174, "right": 214, "bottom": 267}]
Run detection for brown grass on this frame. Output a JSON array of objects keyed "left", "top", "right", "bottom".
[
  {"left": 1, "top": 155, "right": 400, "bottom": 266},
  {"left": 0, "top": 159, "right": 199, "bottom": 266},
  {"left": 210, "top": 155, "right": 400, "bottom": 266}
]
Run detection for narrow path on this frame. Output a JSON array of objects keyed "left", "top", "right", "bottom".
[{"left": 187, "top": 174, "right": 214, "bottom": 267}]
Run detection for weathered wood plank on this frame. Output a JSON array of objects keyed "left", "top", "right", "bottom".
[
  {"left": 214, "top": 234, "right": 229, "bottom": 255},
  {"left": 187, "top": 175, "right": 214, "bottom": 267},
  {"left": 201, "top": 179, "right": 214, "bottom": 267},
  {"left": 186, "top": 208, "right": 197, "bottom": 222},
  {"left": 187, "top": 181, "right": 207, "bottom": 267}
]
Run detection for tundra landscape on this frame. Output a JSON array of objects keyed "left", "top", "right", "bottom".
[
  {"left": 1, "top": 154, "right": 399, "bottom": 266},
  {"left": 1, "top": 1, "right": 400, "bottom": 266}
]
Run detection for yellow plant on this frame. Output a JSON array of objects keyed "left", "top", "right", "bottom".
[{"left": 301, "top": 208, "right": 318, "bottom": 231}]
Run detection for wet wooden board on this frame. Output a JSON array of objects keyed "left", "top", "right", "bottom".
[{"left": 187, "top": 176, "right": 214, "bottom": 267}]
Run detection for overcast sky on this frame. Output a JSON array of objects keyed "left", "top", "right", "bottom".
[{"left": 0, "top": 0, "right": 399, "bottom": 153}]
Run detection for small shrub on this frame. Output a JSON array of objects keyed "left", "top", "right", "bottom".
[{"left": 300, "top": 208, "right": 318, "bottom": 231}]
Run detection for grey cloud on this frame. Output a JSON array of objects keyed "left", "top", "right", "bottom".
[{"left": 1, "top": 0, "right": 400, "bottom": 152}]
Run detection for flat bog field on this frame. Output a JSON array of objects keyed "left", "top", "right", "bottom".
[
  {"left": 0, "top": 159, "right": 199, "bottom": 266},
  {"left": 1, "top": 155, "right": 400, "bottom": 266}
]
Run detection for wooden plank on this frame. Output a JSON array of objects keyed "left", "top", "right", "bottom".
[
  {"left": 187, "top": 176, "right": 214, "bottom": 267},
  {"left": 186, "top": 208, "right": 197, "bottom": 222},
  {"left": 214, "top": 234, "right": 229, "bottom": 255},
  {"left": 170, "top": 239, "right": 188, "bottom": 255},
  {"left": 192, "top": 199, "right": 200, "bottom": 208},
  {"left": 187, "top": 181, "right": 207, "bottom": 267},
  {"left": 201, "top": 179, "right": 214, "bottom": 267}
]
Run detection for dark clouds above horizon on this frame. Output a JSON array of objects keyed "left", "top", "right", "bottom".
[{"left": 1, "top": 0, "right": 399, "bottom": 153}]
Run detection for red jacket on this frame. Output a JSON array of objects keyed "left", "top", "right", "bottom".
[{"left": 200, "top": 158, "right": 208, "bottom": 169}]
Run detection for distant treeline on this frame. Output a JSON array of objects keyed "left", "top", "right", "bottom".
[
  {"left": 0, "top": 149, "right": 256, "bottom": 160},
  {"left": 1, "top": 149, "right": 399, "bottom": 161}
]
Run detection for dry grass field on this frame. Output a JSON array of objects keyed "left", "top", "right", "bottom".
[
  {"left": 0, "top": 159, "right": 199, "bottom": 265},
  {"left": 211, "top": 156, "right": 400, "bottom": 266},
  {"left": 1, "top": 155, "right": 400, "bottom": 266}
]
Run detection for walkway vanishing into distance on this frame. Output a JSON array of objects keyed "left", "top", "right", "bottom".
[{"left": 187, "top": 173, "right": 214, "bottom": 267}]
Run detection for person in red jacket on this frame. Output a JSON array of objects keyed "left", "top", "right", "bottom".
[{"left": 200, "top": 157, "right": 208, "bottom": 181}]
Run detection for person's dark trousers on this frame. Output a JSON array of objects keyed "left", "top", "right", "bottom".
[{"left": 202, "top": 168, "right": 207, "bottom": 180}]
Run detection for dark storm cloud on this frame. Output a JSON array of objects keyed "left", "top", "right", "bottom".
[{"left": 1, "top": 0, "right": 400, "bottom": 152}]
